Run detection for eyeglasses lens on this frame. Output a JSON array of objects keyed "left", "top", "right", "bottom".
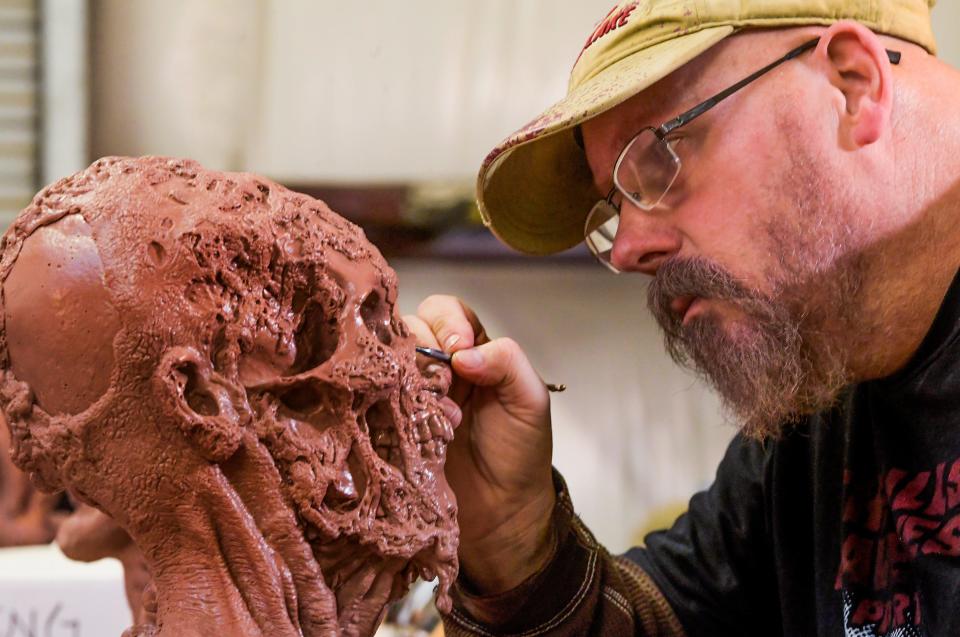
[
  {"left": 584, "top": 130, "right": 681, "bottom": 273},
  {"left": 615, "top": 129, "right": 681, "bottom": 210},
  {"left": 584, "top": 199, "right": 621, "bottom": 273}
]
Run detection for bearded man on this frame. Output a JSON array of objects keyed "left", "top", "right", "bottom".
[{"left": 406, "top": 1, "right": 960, "bottom": 635}]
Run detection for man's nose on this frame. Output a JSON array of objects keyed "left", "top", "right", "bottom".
[{"left": 608, "top": 204, "right": 682, "bottom": 275}]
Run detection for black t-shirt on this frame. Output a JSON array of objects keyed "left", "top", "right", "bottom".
[{"left": 630, "top": 269, "right": 960, "bottom": 637}]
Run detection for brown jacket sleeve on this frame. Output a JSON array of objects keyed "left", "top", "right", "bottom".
[{"left": 442, "top": 471, "right": 686, "bottom": 637}]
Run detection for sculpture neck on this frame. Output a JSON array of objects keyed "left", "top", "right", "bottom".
[
  {"left": 142, "top": 465, "right": 302, "bottom": 637},
  {"left": 129, "top": 439, "right": 339, "bottom": 637}
]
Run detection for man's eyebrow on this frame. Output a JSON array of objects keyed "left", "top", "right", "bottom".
[{"left": 574, "top": 87, "right": 705, "bottom": 151}]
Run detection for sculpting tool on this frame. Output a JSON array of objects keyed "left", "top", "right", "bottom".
[
  {"left": 415, "top": 346, "right": 452, "bottom": 364},
  {"left": 416, "top": 346, "right": 566, "bottom": 393}
]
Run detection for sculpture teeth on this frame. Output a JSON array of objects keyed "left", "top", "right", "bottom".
[
  {"left": 429, "top": 414, "right": 453, "bottom": 442},
  {"left": 416, "top": 420, "right": 431, "bottom": 442},
  {"left": 424, "top": 440, "right": 437, "bottom": 459}
]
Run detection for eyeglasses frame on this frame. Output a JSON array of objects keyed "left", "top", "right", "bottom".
[{"left": 589, "top": 36, "right": 902, "bottom": 258}]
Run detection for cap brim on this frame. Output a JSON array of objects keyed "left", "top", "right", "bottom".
[{"left": 478, "top": 25, "right": 735, "bottom": 256}]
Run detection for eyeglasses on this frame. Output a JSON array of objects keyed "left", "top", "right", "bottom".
[{"left": 584, "top": 37, "right": 902, "bottom": 273}]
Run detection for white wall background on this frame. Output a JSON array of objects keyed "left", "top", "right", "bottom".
[
  {"left": 92, "top": 0, "right": 613, "bottom": 181},
  {"left": 92, "top": 0, "right": 960, "bottom": 183},
  {"left": 933, "top": 1, "right": 960, "bottom": 65},
  {"left": 87, "top": 1, "right": 960, "bottom": 551}
]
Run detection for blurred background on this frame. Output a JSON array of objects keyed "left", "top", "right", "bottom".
[{"left": 0, "top": 0, "right": 957, "bottom": 633}]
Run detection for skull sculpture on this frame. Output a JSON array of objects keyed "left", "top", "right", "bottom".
[{"left": 0, "top": 156, "right": 458, "bottom": 637}]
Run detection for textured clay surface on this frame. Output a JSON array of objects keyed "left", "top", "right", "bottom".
[
  {"left": 57, "top": 501, "right": 155, "bottom": 627},
  {"left": 0, "top": 411, "right": 65, "bottom": 546},
  {"left": 0, "top": 156, "right": 459, "bottom": 637}
]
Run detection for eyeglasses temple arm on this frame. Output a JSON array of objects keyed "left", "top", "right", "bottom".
[{"left": 658, "top": 37, "right": 901, "bottom": 137}]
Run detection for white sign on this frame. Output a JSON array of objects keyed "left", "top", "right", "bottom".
[{"left": 0, "top": 544, "right": 130, "bottom": 637}]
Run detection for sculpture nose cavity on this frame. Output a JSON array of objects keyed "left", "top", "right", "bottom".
[
  {"left": 288, "top": 285, "right": 341, "bottom": 376},
  {"left": 366, "top": 399, "right": 402, "bottom": 470}
]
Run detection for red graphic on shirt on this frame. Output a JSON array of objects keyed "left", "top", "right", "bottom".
[
  {"left": 574, "top": 2, "right": 639, "bottom": 66},
  {"left": 837, "top": 459, "right": 960, "bottom": 635}
]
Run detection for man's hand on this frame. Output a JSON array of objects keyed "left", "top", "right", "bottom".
[{"left": 405, "top": 295, "right": 556, "bottom": 594}]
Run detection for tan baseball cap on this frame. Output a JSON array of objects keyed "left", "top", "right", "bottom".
[{"left": 477, "top": 0, "right": 937, "bottom": 255}]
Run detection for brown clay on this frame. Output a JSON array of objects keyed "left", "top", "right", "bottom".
[
  {"left": 57, "top": 500, "right": 155, "bottom": 626},
  {"left": 0, "top": 411, "right": 65, "bottom": 546},
  {"left": 0, "top": 156, "right": 459, "bottom": 637}
]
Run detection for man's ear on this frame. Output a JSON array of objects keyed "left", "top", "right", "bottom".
[
  {"left": 154, "top": 347, "right": 250, "bottom": 463},
  {"left": 813, "top": 21, "right": 895, "bottom": 150}
]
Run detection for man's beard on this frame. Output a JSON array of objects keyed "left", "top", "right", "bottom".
[{"left": 647, "top": 163, "right": 865, "bottom": 439}]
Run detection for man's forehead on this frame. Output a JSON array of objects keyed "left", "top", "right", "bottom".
[
  {"left": 622, "top": 59, "right": 716, "bottom": 134},
  {"left": 610, "top": 30, "right": 764, "bottom": 135}
]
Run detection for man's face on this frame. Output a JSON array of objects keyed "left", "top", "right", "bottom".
[{"left": 582, "top": 34, "right": 869, "bottom": 438}]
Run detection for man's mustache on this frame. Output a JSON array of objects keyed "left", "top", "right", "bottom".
[{"left": 647, "top": 258, "right": 760, "bottom": 333}]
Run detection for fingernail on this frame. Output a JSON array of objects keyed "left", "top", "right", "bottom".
[
  {"left": 444, "top": 334, "right": 461, "bottom": 350},
  {"left": 454, "top": 348, "right": 482, "bottom": 369}
]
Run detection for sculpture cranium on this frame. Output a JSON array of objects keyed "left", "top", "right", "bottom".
[{"left": 0, "top": 156, "right": 458, "bottom": 636}]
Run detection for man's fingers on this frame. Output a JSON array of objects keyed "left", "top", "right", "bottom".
[
  {"left": 402, "top": 314, "right": 441, "bottom": 350},
  {"left": 404, "top": 313, "right": 455, "bottom": 394},
  {"left": 417, "top": 295, "right": 488, "bottom": 353},
  {"left": 451, "top": 338, "right": 547, "bottom": 409}
]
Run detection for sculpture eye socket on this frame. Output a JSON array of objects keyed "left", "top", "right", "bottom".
[
  {"left": 275, "top": 381, "right": 347, "bottom": 430},
  {"left": 278, "top": 381, "right": 324, "bottom": 414},
  {"left": 359, "top": 291, "right": 394, "bottom": 346},
  {"left": 290, "top": 298, "right": 340, "bottom": 374}
]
